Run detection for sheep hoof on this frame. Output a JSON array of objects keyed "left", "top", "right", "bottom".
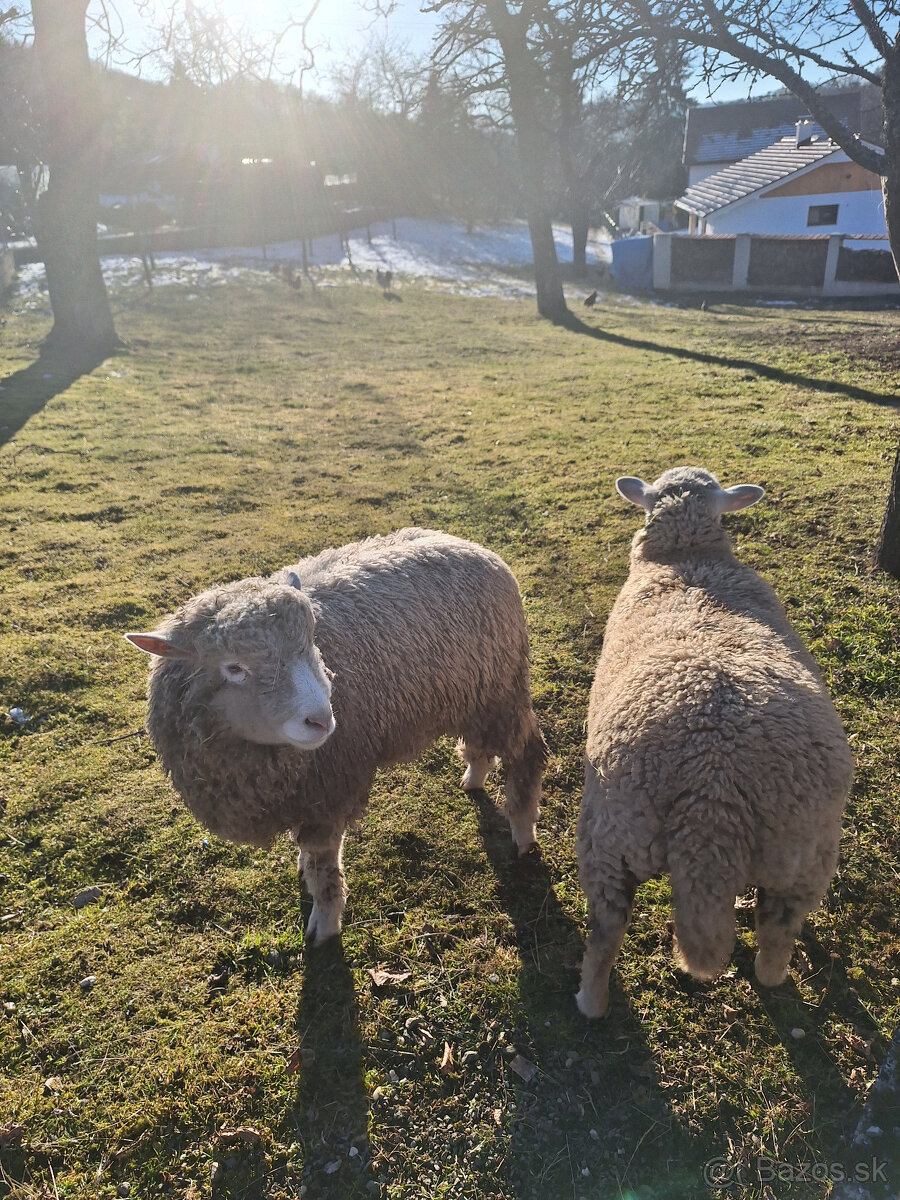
[
  {"left": 754, "top": 952, "right": 790, "bottom": 988},
  {"left": 460, "top": 762, "right": 492, "bottom": 790},
  {"left": 306, "top": 904, "right": 341, "bottom": 945},
  {"left": 575, "top": 986, "right": 608, "bottom": 1019}
]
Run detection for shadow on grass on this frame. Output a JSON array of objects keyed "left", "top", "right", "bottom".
[
  {"left": 285, "top": 937, "right": 373, "bottom": 1198},
  {"left": 560, "top": 314, "right": 900, "bottom": 409},
  {"left": 0, "top": 351, "right": 114, "bottom": 449},
  {"left": 469, "top": 789, "right": 721, "bottom": 1199}
]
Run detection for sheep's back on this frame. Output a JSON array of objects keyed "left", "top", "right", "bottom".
[{"left": 586, "top": 556, "right": 852, "bottom": 860}]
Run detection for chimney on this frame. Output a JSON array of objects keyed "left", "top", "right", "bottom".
[{"left": 795, "top": 118, "right": 815, "bottom": 147}]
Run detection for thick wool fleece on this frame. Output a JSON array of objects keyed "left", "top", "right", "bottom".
[
  {"left": 145, "top": 528, "right": 545, "bottom": 850},
  {"left": 577, "top": 475, "right": 852, "bottom": 993}
]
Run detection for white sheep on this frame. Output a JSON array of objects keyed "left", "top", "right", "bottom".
[
  {"left": 126, "top": 528, "right": 546, "bottom": 943},
  {"left": 576, "top": 467, "right": 853, "bottom": 1018}
]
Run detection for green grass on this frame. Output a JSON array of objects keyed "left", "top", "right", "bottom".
[{"left": 1, "top": 269, "right": 899, "bottom": 1200}]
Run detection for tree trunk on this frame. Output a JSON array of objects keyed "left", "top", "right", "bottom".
[
  {"left": 881, "top": 46, "right": 900, "bottom": 283},
  {"left": 571, "top": 200, "right": 589, "bottom": 274},
  {"left": 485, "top": 0, "right": 568, "bottom": 323},
  {"left": 31, "top": 0, "right": 120, "bottom": 363},
  {"left": 875, "top": 439, "right": 900, "bottom": 578},
  {"left": 874, "top": 50, "right": 900, "bottom": 576}
]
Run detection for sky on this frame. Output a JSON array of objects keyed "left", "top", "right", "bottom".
[
  {"left": 92, "top": 0, "right": 442, "bottom": 89},
  {"left": 87, "top": 0, "right": 781, "bottom": 104}
]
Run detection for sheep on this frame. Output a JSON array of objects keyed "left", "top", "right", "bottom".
[
  {"left": 126, "top": 528, "right": 547, "bottom": 943},
  {"left": 576, "top": 467, "right": 853, "bottom": 1018}
]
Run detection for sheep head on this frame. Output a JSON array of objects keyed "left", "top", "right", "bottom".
[
  {"left": 616, "top": 468, "right": 764, "bottom": 561},
  {"left": 126, "top": 580, "right": 335, "bottom": 751},
  {"left": 616, "top": 468, "right": 764, "bottom": 518}
]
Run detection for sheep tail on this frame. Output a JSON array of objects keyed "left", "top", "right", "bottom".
[{"left": 667, "top": 789, "right": 749, "bottom": 981}]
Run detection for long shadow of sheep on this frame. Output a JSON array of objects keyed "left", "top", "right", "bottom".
[
  {"left": 0, "top": 352, "right": 112, "bottom": 449},
  {"left": 467, "top": 788, "right": 722, "bottom": 1199},
  {"left": 284, "top": 938, "right": 372, "bottom": 1198},
  {"left": 560, "top": 314, "right": 900, "bottom": 410}
]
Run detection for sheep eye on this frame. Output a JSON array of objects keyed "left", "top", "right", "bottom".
[{"left": 220, "top": 662, "right": 249, "bottom": 684}]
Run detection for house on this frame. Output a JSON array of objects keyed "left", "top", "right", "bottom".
[
  {"left": 674, "top": 125, "right": 886, "bottom": 238},
  {"left": 683, "top": 86, "right": 882, "bottom": 186}
]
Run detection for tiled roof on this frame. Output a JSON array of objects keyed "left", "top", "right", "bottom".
[
  {"left": 695, "top": 122, "right": 825, "bottom": 164},
  {"left": 675, "top": 136, "right": 839, "bottom": 217},
  {"left": 683, "top": 90, "right": 868, "bottom": 164}
]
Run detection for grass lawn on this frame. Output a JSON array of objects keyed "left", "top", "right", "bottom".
[{"left": 1, "top": 269, "right": 899, "bottom": 1200}]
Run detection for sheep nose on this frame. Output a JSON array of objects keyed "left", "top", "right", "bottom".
[{"left": 304, "top": 708, "right": 335, "bottom": 735}]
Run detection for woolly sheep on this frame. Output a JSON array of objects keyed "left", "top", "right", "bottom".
[
  {"left": 576, "top": 467, "right": 853, "bottom": 1018},
  {"left": 126, "top": 528, "right": 547, "bottom": 943}
]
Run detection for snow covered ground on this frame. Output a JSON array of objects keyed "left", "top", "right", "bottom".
[{"left": 11, "top": 217, "right": 612, "bottom": 313}]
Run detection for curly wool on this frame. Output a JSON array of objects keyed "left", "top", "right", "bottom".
[
  {"left": 577, "top": 470, "right": 853, "bottom": 1010},
  {"left": 145, "top": 528, "right": 543, "bottom": 850}
]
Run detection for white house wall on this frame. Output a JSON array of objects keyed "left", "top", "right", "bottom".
[{"left": 705, "top": 187, "right": 886, "bottom": 236}]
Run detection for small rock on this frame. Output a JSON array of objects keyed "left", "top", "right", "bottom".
[
  {"left": 581, "top": 1167, "right": 590, "bottom": 1177},
  {"left": 117, "top": 1184, "right": 131, "bottom": 1198},
  {"left": 80, "top": 976, "right": 96, "bottom": 991},
  {"left": 266, "top": 949, "right": 282, "bottom": 968},
  {"left": 790, "top": 1027, "right": 806, "bottom": 1040},
  {"left": 488, "top": 973, "right": 499, "bottom": 983},
  {"left": 565, "top": 1051, "right": 580, "bottom": 1068},
  {"left": 74, "top": 886, "right": 103, "bottom": 910},
  {"left": 324, "top": 1159, "right": 341, "bottom": 1175},
  {"left": 3, "top": 1002, "right": 15, "bottom": 1013},
  {"left": 8, "top": 708, "right": 30, "bottom": 725},
  {"left": 348, "top": 1145, "right": 359, "bottom": 1158},
  {"left": 589, "top": 1129, "right": 599, "bottom": 1141},
  {"left": 371, "top": 1087, "right": 384, "bottom": 1100}
]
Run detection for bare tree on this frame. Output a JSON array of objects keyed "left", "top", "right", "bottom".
[
  {"left": 598, "top": 0, "right": 900, "bottom": 575},
  {"left": 0, "top": 1, "right": 321, "bottom": 365},
  {"left": 330, "top": 29, "right": 430, "bottom": 118},
  {"left": 431, "top": 0, "right": 569, "bottom": 321},
  {"left": 29, "top": 0, "right": 120, "bottom": 362}
]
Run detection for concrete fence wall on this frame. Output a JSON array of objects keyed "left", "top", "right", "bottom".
[{"left": 653, "top": 232, "right": 899, "bottom": 297}]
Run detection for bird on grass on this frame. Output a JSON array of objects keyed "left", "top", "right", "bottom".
[
  {"left": 584, "top": 290, "right": 598, "bottom": 307},
  {"left": 376, "top": 268, "right": 393, "bottom": 291}
]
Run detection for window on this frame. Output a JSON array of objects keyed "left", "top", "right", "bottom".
[{"left": 807, "top": 204, "right": 839, "bottom": 227}]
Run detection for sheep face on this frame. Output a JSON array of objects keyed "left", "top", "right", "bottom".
[{"left": 126, "top": 582, "right": 335, "bottom": 751}]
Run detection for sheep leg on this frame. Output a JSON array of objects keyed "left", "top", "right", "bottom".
[
  {"left": 458, "top": 739, "right": 496, "bottom": 790},
  {"left": 754, "top": 888, "right": 816, "bottom": 986},
  {"left": 501, "top": 712, "right": 546, "bottom": 854},
  {"left": 576, "top": 875, "right": 636, "bottom": 1019},
  {"left": 296, "top": 835, "right": 346, "bottom": 944}
]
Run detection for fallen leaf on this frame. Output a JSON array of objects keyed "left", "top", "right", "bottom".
[
  {"left": 509, "top": 1054, "right": 537, "bottom": 1083},
  {"left": 216, "top": 1127, "right": 263, "bottom": 1149},
  {"left": 0, "top": 1125, "right": 24, "bottom": 1149},
  {"left": 439, "top": 1042, "right": 454, "bottom": 1073},
  {"left": 287, "top": 1048, "right": 302, "bottom": 1074},
  {"left": 368, "top": 968, "right": 412, "bottom": 988}
]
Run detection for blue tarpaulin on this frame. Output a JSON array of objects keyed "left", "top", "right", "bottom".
[{"left": 610, "top": 235, "right": 654, "bottom": 290}]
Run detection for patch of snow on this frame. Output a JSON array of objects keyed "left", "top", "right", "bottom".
[{"left": 13, "top": 218, "right": 612, "bottom": 308}]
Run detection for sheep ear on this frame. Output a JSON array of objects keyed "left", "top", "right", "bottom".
[
  {"left": 616, "top": 476, "right": 657, "bottom": 511},
  {"left": 714, "top": 485, "right": 765, "bottom": 513},
  {"left": 124, "top": 633, "right": 194, "bottom": 659}
]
